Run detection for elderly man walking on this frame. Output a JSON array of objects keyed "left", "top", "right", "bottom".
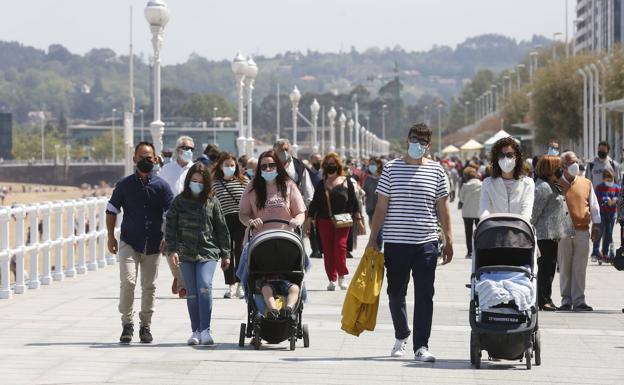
[
  {"left": 558, "top": 151, "right": 601, "bottom": 311},
  {"left": 160, "top": 136, "right": 195, "bottom": 297},
  {"left": 106, "top": 142, "right": 173, "bottom": 343}
]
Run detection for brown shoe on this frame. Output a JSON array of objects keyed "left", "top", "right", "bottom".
[{"left": 541, "top": 303, "right": 558, "bottom": 311}]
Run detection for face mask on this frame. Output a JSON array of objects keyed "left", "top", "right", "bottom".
[
  {"left": 163, "top": 157, "right": 171, "bottom": 164},
  {"left": 598, "top": 150, "right": 608, "bottom": 159},
  {"left": 278, "top": 151, "right": 290, "bottom": 163},
  {"left": 261, "top": 170, "right": 277, "bottom": 182},
  {"left": 605, "top": 181, "right": 614, "bottom": 187},
  {"left": 189, "top": 181, "right": 204, "bottom": 195},
  {"left": 547, "top": 147, "right": 559, "bottom": 156},
  {"left": 223, "top": 166, "right": 236, "bottom": 177},
  {"left": 368, "top": 165, "right": 378, "bottom": 174},
  {"left": 498, "top": 157, "right": 516, "bottom": 174},
  {"left": 312, "top": 162, "right": 321, "bottom": 171},
  {"left": 246, "top": 169, "right": 254, "bottom": 178},
  {"left": 136, "top": 158, "right": 154, "bottom": 173},
  {"left": 408, "top": 142, "right": 426, "bottom": 159},
  {"left": 567, "top": 163, "right": 579, "bottom": 177},
  {"left": 325, "top": 165, "right": 338, "bottom": 175},
  {"left": 180, "top": 149, "right": 193, "bottom": 162},
  {"left": 209, "top": 153, "right": 219, "bottom": 162},
  {"left": 152, "top": 163, "right": 161, "bottom": 173}
]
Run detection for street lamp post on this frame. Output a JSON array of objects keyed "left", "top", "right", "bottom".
[
  {"left": 464, "top": 101, "right": 470, "bottom": 126},
  {"left": 139, "top": 108, "right": 144, "bottom": 141},
  {"left": 577, "top": 68, "right": 589, "bottom": 159},
  {"left": 585, "top": 65, "right": 595, "bottom": 158},
  {"left": 310, "top": 99, "right": 320, "bottom": 153},
  {"left": 491, "top": 85, "right": 498, "bottom": 112},
  {"left": 231, "top": 51, "right": 248, "bottom": 157},
  {"left": 39, "top": 111, "right": 45, "bottom": 162},
  {"left": 289, "top": 86, "right": 301, "bottom": 157},
  {"left": 245, "top": 56, "right": 258, "bottom": 157},
  {"left": 212, "top": 107, "right": 218, "bottom": 144},
  {"left": 516, "top": 64, "right": 525, "bottom": 88},
  {"left": 111, "top": 108, "right": 116, "bottom": 162},
  {"left": 328, "top": 106, "right": 337, "bottom": 153},
  {"left": 553, "top": 32, "right": 563, "bottom": 60},
  {"left": 381, "top": 104, "right": 387, "bottom": 141},
  {"left": 144, "top": 0, "right": 170, "bottom": 158},
  {"left": 347, "top": 117, "right": 354, "bottom": 157},
  {"left": 437, "top": 103, "right": 443, "bottom": 155},
  {"left": 338, "top": 112, "right": 352, "bottom": 159},
  {"left": 354, "top": 95, "right": 360, "bottom": 161}
]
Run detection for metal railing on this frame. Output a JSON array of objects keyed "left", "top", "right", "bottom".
[{"left": 0, "top": 197, "right": 120, "bottom": 299}]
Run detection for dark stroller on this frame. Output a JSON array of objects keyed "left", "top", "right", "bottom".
[
  {"left": 469, "top": 214, "right": 541, "bottom": 369},
  {"left": 238, "top": 219, "right": 310, "bottom": 350}
]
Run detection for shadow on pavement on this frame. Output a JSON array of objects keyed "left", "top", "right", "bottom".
[{"left": 26, "top": 342, "right": 190, "bottom": 348}]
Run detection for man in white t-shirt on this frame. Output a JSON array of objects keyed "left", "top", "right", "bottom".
[
  {"left": 159, "top": 135, "right": 195, "bottom": 297},
  {"left": 366, "top": 123, "right": 453, "bottom": 363}
]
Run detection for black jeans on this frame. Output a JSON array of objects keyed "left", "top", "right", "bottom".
[
  {"left": 223, "top": 213, "right": 245, "bottom": 285},
  {"left": 384, "top": 241, "right": 438, "bottom": 350},
  {"left": 537, "top": 239, "right": 558, "bottom": 308},
  {"left": 463, "top": 218, "right": 479, "bottom": 254}
]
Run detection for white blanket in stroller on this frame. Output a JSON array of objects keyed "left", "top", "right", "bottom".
[{"left": 475, "top": 271, "right": 535, "bottom": 311}]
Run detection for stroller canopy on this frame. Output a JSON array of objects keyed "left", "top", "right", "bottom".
[{"left": 474, "top": 215, "right": 534, "bottom": 251}]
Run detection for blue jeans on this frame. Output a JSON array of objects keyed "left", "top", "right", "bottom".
[
  {"left": 367, "top": 212, "right": 384, "bottom": 250},
  {"left": 593, "top": 212, "right": 615, "bottom": 256},
  {"left": 384, "top": 241, "right": 438, "bottom": 350},
  {"left": 179, "top": 260, "right": 218, "bottom": 332}
]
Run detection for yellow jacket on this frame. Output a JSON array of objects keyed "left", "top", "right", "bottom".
[{"left": 341, "top": 247, "right": 385, "bottom": 336}]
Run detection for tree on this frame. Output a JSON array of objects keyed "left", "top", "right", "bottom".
[
  {"left": 92, "top": 131, "right": 125, "bottom": 161},
  {"left": 502, "top": 88, "right": 530, "bottom": 130}
]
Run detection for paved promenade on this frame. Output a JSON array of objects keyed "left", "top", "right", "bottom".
[{"left": 1, "top": 205, "right": 624, "bottom": 384}]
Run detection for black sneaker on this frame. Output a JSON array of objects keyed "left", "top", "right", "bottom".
[
  {"left": 574, "top": 304, "right": 593, "bottom": 312},
  {"left": 119, "top": 323, "right": 134, "bottom": 344},
  {"left": 139, "top": 325, "right": 153, "bottom": 343},
  {"left": 559, "top": 304, "right": 572, "bottom": 311},
  {"left": 280, "top": 306, "right": 294, "bottom": 320}
]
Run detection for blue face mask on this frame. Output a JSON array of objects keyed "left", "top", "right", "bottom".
[
  {"left": 368, "top": 165, "right": 377, "bottom": 174},
  {"left": 180, "top": 149, "right": 193, "bottom": 162},
  {"left": 152, "top": 163, "right": 161, "bottom": 173},
  {"left": 408, "top": 142, "right": 426, "bottom": 159},
  {"left": 547, "top": 147, "right": 559, "bottom": 156},
  {"left": 189, "top": 181, "right": 204, "bottom": 195},
  {"left": 261, "top": 170, "right": 277, "bottom": 182},
  {"left": 223, "top": 166, "right": 236, "bottom": 177},
  {"left": 246, "top": 169, "right": 254, "bottom": 178}
]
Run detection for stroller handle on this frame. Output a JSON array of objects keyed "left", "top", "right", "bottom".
[{"left": 248, "top": 218, "right": 296, "bottom": 239}]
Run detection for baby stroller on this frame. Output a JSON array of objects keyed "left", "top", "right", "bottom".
[
  {"left": 238, "top": 219, "right": 310, "bottom": 350},
  {"left": 469, "top": 214, "right": 540, "bottom": 369}
]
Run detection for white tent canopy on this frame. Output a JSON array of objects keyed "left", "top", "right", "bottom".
[
  {"left": 442, "top": 145, "right": 460, "bottom": 154},
  {"left": 460, "top": 139, "right": 484, "bottom": 151},
  {"left": 484, "top": 130, "right": 520, "bottom": 149}
]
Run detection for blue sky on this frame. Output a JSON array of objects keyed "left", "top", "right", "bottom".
[{"left": 0, "top": 0, "right": 574, "bottom": 64}]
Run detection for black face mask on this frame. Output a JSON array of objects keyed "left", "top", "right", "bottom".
[
  {"left": 312, "top": 162, "right": 321, "bottom": 171},
  {"left": 598, "top": 150, "right": 608, "bottom": 159},
  {"left": 209, "top": 153, "right": 219, "bottom": 162},
  {"left": 554, "top": 168, "right": 563, "bottom": 179},
  {"left": 325, "top": 165, "right": 338, "bottom": 175},
  {"left": 136, "top": 158, "right": 154, "bottom": 173}
]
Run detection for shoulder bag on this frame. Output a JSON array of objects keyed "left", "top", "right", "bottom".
[{"left": 324, "top": 180, "right": 354, "bottom": 229}]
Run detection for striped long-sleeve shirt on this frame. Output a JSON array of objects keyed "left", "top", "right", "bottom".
[
  {"left": 595, "top": 182, "right": 620, "bottom": 215},
  {"left": 212, "top": 177, "right": 249, "bottom": 216}
]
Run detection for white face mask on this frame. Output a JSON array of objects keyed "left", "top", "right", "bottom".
[
  {"left": 605, "top": 181, "right": 614, "bottom": 187},
  {"left": 567, "top": 162, "right": 579, "bottom": 177},
  {"left": 498, "top": 157, "right": 516, "bottom": 174}
]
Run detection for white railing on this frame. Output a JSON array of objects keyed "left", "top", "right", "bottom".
[{"left": 0, "top": 197, "right": 120, "bottom": 299}]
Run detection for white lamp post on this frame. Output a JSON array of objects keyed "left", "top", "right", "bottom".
[
  {"left": 347, "top": 117, "right": 354, "bottom": 157},
  {"left": 232, "top": 51, "right": 248, "bottom": 157},
  {"left": 245, "top": 56, "right": 258, "bottom": 157},
  {"left": 328, "top": 106, "right": 337, "bottom": 153},
  {"left": 139, "top": 108, "right": 144, "bottom": 141},
  {"left": 354, "top": 95, "right": 360, "bottom": 161},
  {"left": 339, "top": 111, "right": 346, "bottom": 158},
  {"left": 310, "top": 98, "right": 320, "bottom": 153},
  {"left": 289, "top": 86, "right": 301, "bottom": 157},
  {"left": 111, "top": 108, "right": 117, "bottom": 162},
  {"left": 39, "top": 111, "right": 45, "bottom": 163},
  {"left": 144, "top": 0, "right": 170, "bottom": 157},
  {"left": 516, "top": 64, "right": 525, "bottom": 88},
  {"left": 381, "top": 104, "right": 387, "bottom": 141}
]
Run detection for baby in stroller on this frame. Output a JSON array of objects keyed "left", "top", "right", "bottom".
[{"left": 258, "top": 275, "right": 300, "bottom": 320}]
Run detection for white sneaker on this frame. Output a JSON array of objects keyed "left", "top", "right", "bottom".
[
  {"left": 391, "top": 337, "right": 408, "bottom": 357},
  {"left": 200, "top": 329, "right": 215, "bottom": 346},
  {"left": 224, "top": 286, "right": 233, "bottom": 299},
  {"left": 338, "top": 277, "right": 348, "bottom": 290},
  {"left": 187, "top": 331, "right": 200, "bottom": 345},
  {"left": 236, "top": 284, "right": 245, "bottom": 299},
  {"left": 327, "top": 281, "right": 336, "bottom": 291},
  {"left": 414, "top": 346, "right": 436, "bottom": 362}
]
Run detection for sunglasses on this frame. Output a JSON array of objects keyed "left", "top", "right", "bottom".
[
  {"left": 409, "top": 137, "right": 429, "bottom": 145},
  {"left": 498, "top": 152, "right": 516, "bottom": 159},
  {"left": 260, "top": 163, "right": 277, "bottom": 171},
  {"left": 179, "top": 145, "right": 194, "bottom": 151}
]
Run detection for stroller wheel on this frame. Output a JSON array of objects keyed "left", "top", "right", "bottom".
[
  {"left": 525, "top": 349, "right": 532, "bottom": 370},
  {"left": 303, "top": 324, "right": 310, "bottom": 348},
  {"left": 289, "top": 335, "right": 296, "bottom": 351},
  {"left": 470, "top": 332, "right": 481, "bottom": 369},
  {"left": 534, "top": 331, "right": 542, "bottom": 366},
  {"left": 253, "top": 334, "right": 261, "bottom": 350},
  {"left": 238, "top": 323, "right": 246, "bottom": 347}
]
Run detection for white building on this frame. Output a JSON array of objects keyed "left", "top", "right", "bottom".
[{"left": 574, "top": 0, "right": 623, "bottom": 55}]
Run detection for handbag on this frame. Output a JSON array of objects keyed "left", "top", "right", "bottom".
[
  {"left": 324, "top": 183, "right": 354, "bottom": 229},
  {"left": 614, "top": 246, "right": 624, "bottom": 271}
]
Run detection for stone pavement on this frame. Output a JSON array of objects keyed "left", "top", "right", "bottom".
[{"left": 1, "top": 204, "right": 624, "bottom": 385}]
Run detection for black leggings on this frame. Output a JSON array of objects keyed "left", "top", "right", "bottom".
[
  {"left": 223, "top": 212, "right": 246, "bottom": 285},
  {"left": 536, "top": 239, "right": 558, "bottom": 308},
  {"left": 463, "top": 218, "right": 479, "bottom": 254}
]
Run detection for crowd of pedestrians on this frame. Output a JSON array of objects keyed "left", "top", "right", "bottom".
[{"left": 103, "top": 122, "right": 624, "bottom": 362}]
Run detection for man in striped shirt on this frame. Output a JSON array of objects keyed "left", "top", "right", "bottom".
[{"left": 366, "top": 123, "right": 453, "bottom": 363}]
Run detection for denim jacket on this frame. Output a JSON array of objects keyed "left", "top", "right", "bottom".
[{"left": 165, "top": 195, "right": 231, "bottom": 263}]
